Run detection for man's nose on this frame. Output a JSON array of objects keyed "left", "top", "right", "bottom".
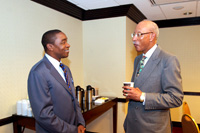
[{"left": 66, "top": 43, "right": 70, "bottom": 48}]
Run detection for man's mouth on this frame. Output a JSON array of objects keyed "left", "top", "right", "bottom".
[{"left": 133, "top": 41, "right": 139, "bottom": 46}]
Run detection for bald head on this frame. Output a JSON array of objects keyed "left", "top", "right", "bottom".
[
  {"left": 132, "top": 20, "right": 159, "bottom": 54},
  {"left": 137, "top": 20, "right": 159, "bottom": 39}
]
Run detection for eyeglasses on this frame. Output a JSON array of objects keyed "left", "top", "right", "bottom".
[{"left": 131, "top": 32, "right": 153, "bottom": 38}]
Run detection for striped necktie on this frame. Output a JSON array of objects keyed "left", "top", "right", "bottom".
[
  {"left": 136, "top": 56, "right": 147, "bottom": 77},
  {"left": 60, "top": 63, "right": 71, "bottom": 90}
]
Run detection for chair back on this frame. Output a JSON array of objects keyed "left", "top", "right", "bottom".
[
  {"left": 183, "top": 101, "right": 191, "bottom": 115},
  {"left": 181, "top": 114, "right": 200, "bottom": 133}
]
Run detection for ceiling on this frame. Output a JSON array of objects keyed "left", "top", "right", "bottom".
[{"left": 67, "top": 0, "right": 200, "bottom": 21}]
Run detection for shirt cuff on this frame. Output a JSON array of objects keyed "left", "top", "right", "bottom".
[{"left": 140, "top": 92, "right": 146, "bottom": 105}]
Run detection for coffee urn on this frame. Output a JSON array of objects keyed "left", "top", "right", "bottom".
[
  {"left": 76, "top": 86, "right": 84, "bottom": 107},
  {"left": 86, "top": 85, "right": 95, "bottom": 103}
]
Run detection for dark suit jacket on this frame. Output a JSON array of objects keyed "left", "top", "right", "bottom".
[
  {"left": 28, "top": 56, "right": 85, "bottom": 133},
  {"left": 124, "top": 46, "right": 183, "bottom": 133}
]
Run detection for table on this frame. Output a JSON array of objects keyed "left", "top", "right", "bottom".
[{"left": 13, "top": 97, "right": 118, "bottom": 133}]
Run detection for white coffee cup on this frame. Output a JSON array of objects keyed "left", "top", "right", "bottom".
[
  {"left": 17, "top": 100, "right": 22, "bottom": 115},
  {"left": 123, "top": 82, "right": 134, "bottom": 87},
  {"left": 27, "top": 108, "right": 33, "bottom": 117}
]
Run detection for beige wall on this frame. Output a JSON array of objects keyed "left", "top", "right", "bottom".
[
  {"left": 1, "top": 0, "right": 200, "bottom": 133},
  {"left": 83, "top": 17, "right": 126, "bottom": 97},
  {"left": 158, "top": 25, "right": 200, "bottom": 123},
  {"left": 83, "top": 17, "right": 137, "bottom": 132},
  {"left": 0, "top": 0, "right": 83, "bottom": 132},
  {"left": 126, "top": 17, "right": 137, "bottom": 82},
  {"left": 83, "top": 17, "right": 124, "bottom": 133}
]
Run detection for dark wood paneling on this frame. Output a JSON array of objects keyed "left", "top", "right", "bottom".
[
  {"left": 83, "top": 4, "right": 146, "bottom": 22},
  {"left": 154, "top": 17, "right": 200, "bottom": 28},
  {"left": 31, "top": 0, "right": 146, "bottom": 23},
  {"left": 31, "top": 0, "right": 84, "bottom": 20},
  {"left": 126, "top": 5, "right": 146, "bottom": 23},
  {"left": 83, "top": 5, "right": 130, "bottom": 20},
  {"left": 30, "top": 0, "right": 200, "bottom": 27}
]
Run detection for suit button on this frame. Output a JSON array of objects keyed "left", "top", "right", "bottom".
[
  {"left": 135, "top": 119, "right": 137, "bottom": 121},
  {"left": 135, "top": 107, "right": 138, "bottom": 109},
  {"left": 72, "top": 98, "right": 74, "bottom": 102}
]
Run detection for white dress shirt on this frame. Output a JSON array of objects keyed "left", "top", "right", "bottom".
[
  {"left": 143, "top": 44, "right": 158, "bottom": 66},
  {"left": 45, "top": 53, "right": 66, "bottom": 82}
]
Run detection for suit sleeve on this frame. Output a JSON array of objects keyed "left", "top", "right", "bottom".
[
  {"left": 28, "top": 70, "right": 78, "bottom": 133},
  {"left": 75, "top": 96, "right": 85, "bottom": 127},
  {"left": 145, "top": 56, "right": 184, "bottom": 110}
]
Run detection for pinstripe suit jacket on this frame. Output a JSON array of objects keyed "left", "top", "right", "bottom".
[
  {"left": 28, "top": 56, "right": 85, "bottom": 133},
  {"left": 124, "top": 46, "right": 183, "bottom": 133}
]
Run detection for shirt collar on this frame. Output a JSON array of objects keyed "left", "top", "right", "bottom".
[
  {"left": 45, "top": 53, "right": 61, "bottom": 69},
  {"left": 143, "top": 44, "right": 157, "bottom": 59}
]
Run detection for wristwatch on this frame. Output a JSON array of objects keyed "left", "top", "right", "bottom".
[{"left": 140, "top": 92, "right": 145, "bottom": 102}]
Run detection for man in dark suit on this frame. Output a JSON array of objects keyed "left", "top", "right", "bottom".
[
  {"left": 123, "top": 20, "right": 183, "bottom": 133},
  {"left": 28, "top": 29, "right": 85, "bottom": 133}
]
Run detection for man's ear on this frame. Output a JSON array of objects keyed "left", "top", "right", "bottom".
[
  {"left": 46, "top": 43, "right": 54, "bottom": 51},
  {"left": 150, "top": 33, "right": 156, "bottom": 42}
]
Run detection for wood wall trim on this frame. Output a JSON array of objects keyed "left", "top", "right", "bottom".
[
  {"left": 172, "top": 121, "right": 182, "bottom": 127},
  {"left": 117, "top": 98, "right": 128, "bottom": 103},
  {"left": 83, "top": 4, "right": 131, "bottom": 21},
  {"left": 0, "top": 116, "right": 199, "bottom": 129},
  {"left": 31, "top": 0, "right": 146, "bottom": 23},
  {"left": 184, "top": 91, "right": 200, "bottom": 96},
  {"left": 172, "top": 121, "right": 200, "bottom": 128},
  {"left": 154, "top": 17, "right": 200, "bottom": 28},
  {"left": 117, "top": 91, "right": 200, "bottom": 103},
  {"left": 31, "top": 0, "right": 200, "bottom": 27},
  {"left": 0, "top": 116, "right": 13, "bottom": 126},
  {"left": 31, "top": 0, "right": 84, "bottom": 20},
  {"left": 126, "top": 5, "right": 146, "bottom": 23}
]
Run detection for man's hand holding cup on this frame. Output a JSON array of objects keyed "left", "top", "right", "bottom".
[{"left": 123, "top": 82, "right": 134, "bottom": 97}]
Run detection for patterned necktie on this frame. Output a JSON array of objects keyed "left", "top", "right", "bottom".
[
  {"left": 60, "top": 63, "right": 71, "bottom": 90},
  {"left": 136, "top": 56, "right": 147, "bottom": 77}
]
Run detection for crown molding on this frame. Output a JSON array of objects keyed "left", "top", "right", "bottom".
[
  {"left": 154, "top": 17, "right": 200, "bottom": 28},
  {"left": 31, "top": 0, "right": 146, "bottom": 23},
  {"left": 32, "top": 0, "right": 84, "bottom": 20},
  {"left": 31, "top": 0, "right": 200, "bottom": 27}
]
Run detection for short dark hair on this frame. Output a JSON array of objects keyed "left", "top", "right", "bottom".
[{"left": 41, "top": 29, "right": 62, "bottom": 51}]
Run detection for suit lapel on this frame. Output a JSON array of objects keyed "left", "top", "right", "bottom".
[
  {"left": 43, "top": 56, "right": 73, "bottom": 96},
  {"left": 135, "top": 46, "right": 161, "bottom": 88}
]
